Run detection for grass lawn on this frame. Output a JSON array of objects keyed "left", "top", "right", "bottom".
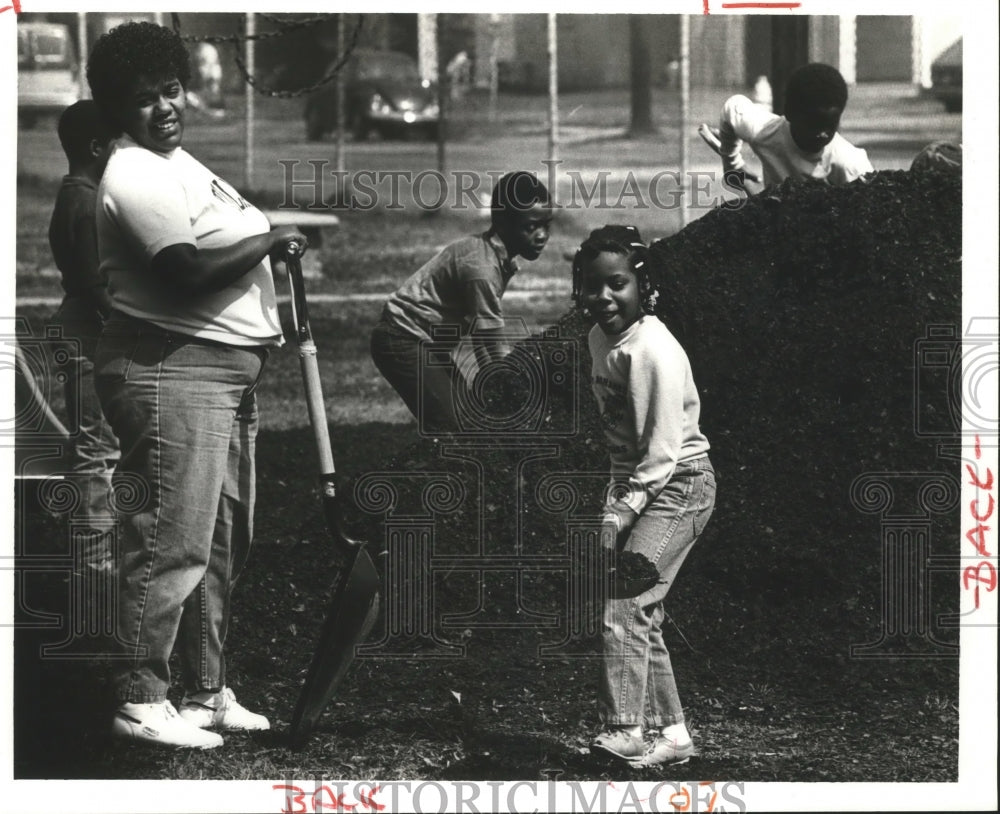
[{"left": 9, "top": 90, "right": 966, "bottom": 789}]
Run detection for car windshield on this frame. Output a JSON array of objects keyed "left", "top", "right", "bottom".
[{"left": 355, "top": 54, "right": 420, "bottom": 84}]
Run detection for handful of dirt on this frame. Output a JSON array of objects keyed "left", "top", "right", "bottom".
[
  {"left": 608, "top": 550, "right": 660, "bottom": 599},
  {"left": 611, "top": 550, "right": 659, "bottom": 580}
]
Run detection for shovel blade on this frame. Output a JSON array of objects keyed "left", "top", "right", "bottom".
[{"left": 289, "top": 546, "right": 380, "bottom": 747}]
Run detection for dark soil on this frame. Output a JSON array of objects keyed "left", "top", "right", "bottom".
[
  {"left": 14, "top": 168, "right": 962, "bottom": 783},
  {"left": 612, "top": 550, "right": 660, "bottom": 582}
]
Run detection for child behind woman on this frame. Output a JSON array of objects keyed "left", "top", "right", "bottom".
[
  {"left": 49, "top": 100, "right": 120, "bottom": 573},
  {"left": 572, "top": 225, "right": 716, "bottom": 767}
]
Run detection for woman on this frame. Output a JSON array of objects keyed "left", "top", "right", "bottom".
[{"left": 87, "top": 22, "right": 307, "bottom": 749}]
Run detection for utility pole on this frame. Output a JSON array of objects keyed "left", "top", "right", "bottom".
[
  {"left": 489, "top": 15, "right": 500, "bottom": 123},
  {"left": 679, "top": 15, "right": 690, "bottom": 226},
  {"left": 436, "top": 14, "right": 446, "bottom": 175},
  {"left": 547, "top": 14, "right": 559, "bottom": 169},
  {"left": 245, "top": 13, "right": 255, "bottom": 190},
  {"left": 77, "top": 13, "right": 88, "bottom": 99},
  {"left": 335, "top": 13, "right": 345, "bottom": 176}
]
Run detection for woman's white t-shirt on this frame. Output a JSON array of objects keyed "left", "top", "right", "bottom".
[{"left": 97, "top": 136, "right": 282, "bottom": 347}]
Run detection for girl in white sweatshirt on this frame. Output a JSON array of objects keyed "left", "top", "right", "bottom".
[{"left": 573, "top": 225, "right": 716, "bottom": 767}]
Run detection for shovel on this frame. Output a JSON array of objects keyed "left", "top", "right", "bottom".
[{"left": 283, "top": 242, "right": 381, "bottom": 748}]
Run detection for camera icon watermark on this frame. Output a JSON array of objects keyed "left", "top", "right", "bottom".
[
  {"left": 914, "top": 317, "right": 999, "bottom": 438},
  {"left": 418, "top": 318, "right": 578, "bottom": 437},
  {"left": 2, "top": 320, "right": 78, "bottom": 445}
]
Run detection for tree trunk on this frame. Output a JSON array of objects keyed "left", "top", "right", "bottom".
[{"left": 629, "top": 15, "right": 657, "bottom": 136}]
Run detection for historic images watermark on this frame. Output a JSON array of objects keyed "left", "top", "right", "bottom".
[
  {"left": 847, "top": 317, "right": 999, "bottom": 657},
  {"left": 913, "top": 318, "right": 998, "bottom": 439},
  {"left": 347, "top": 314, "right": 999, "bottom": 662},
  {"left": 3, "top": 319, "right": 142, "bottom": 658},
  {"left": 353, "top": 318, "right": 619, "bottom": 660},
  {"left": 276, "top": 159, "right": 749, "bottom": 214},
  {"left": 273, "top": 776, "right": 748, "bottom": 813}
]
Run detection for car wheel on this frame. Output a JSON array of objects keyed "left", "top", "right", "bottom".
[{"left": 943, "top": 99, "right": 962, "bottom": 113}]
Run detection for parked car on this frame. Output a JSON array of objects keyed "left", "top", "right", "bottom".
[
  {"left": 17, "top": 22, "right": 80, "bottom": 128},
  {"left": 304, "top": 49, "right": 439, "bottom": 142},
  {"left": 930, "top": 37, "right": 962, "bottom": 113}
]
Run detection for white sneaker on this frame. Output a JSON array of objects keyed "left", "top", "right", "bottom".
[
  {"left": 112, "top": 700, "right": 224, "bottom": 749},
  {"left": 629, "top": 726, "right": 696, "bottom": 767},
  {"left": 178, "top": 687, "right": 270, "bottom": 731}
]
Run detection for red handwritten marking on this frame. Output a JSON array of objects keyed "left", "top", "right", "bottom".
[
  {"left": 697, "top": 780, "right": 719, "bottom": 810},
  {"left": 971, "top": 494, "right": 996, "bottom": 523},
  {"left": 274, "top": 785, "right": 383, "bottom": 814},
  {"left": 669, "top": 785, "right": 691, "bottom": 811},
  {"left": 1, "top": 0, "right": 24, "bottom": 13},
  {"left": 275, "top": 785, "right": 308, "bottom": 814},
  {"left": 966, "top": 524, "right": 992, "bottom": 557},
  {"left": 722, "top": 2, "right": 802, "bottom": 7},
  {"left": 964, "top": 561, "right": 997, "bottom": 598},
  {"left": 963, "top": 435, "right": 997, "bottom": 608},
  {"left": 703, "top": 0, "right": 711, "bottom": 14},
  {"left": 966, "top": 462, "right": 994, "bottom": 491},
  {"left": 315, "top": 787, "right": 355, "bottom": 812}
]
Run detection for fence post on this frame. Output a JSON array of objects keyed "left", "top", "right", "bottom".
[
  {"left": 547, "top": 13, "right": 559, "bottom": 169},
  {"left": 679, "top": 14, "right": 691, "bottom": 227},
  {"left": 244, "top": 13, "right": 256, "bottom": 191},
  {"left": 77, "top": 13, "right": 88, "bottom": 100}
]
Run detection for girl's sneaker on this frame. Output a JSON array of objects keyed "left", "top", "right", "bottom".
[
  {"left": 112, "top": 700, "right": 224, "bottom": 749},
  {"left": 629, "top": 732, "right": 695, "bottom": 767},
  {"left": 590, "top": 727, "right": 646, "bottom": 761},
  {"left": 178, "top": 687, "right": 270, "bottom": 731}
]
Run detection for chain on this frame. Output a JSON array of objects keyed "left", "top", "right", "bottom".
[
  {"left": 172, "top": 12, "right": 337, "bottom": 45},
  {"left": 259, "top": 13, "right": 329, "bottom": 27},
  {"left": 171, "top": 13, "right": 365, "bottom": 99}
]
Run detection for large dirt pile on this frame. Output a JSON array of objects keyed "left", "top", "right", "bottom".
[
  {"left": 352, "top": 167, "right": 962, "bottom": 641},
  {"left": 644, "top": 168, "right": 962, "bottom": 605}
]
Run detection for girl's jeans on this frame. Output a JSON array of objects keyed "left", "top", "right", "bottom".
[
  {"left": 599, "top": 456, "right": 716, "bottom": 728},
  {"left": 95, "top": 312, "right": 268, "bottom": 703}
]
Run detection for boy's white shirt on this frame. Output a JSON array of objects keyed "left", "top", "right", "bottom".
[
  {"left": 718, "top": 94, "right": 874, "bottom": 186},
  {"left": 97, "top": 136, "right": 283, "bottom": 347},
  {"left": 588, "top": 315, "right": 710, "bottom": 517}
]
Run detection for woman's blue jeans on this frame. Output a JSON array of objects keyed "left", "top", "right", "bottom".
[
  {"left": 95, "top": 313, "right": 267, "bottom": 703},
  {"left": 599, "top": 456, "right": 716, "bottom": 728}
]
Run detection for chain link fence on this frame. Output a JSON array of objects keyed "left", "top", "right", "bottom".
[{"left": 171, "top": 12, "right": 365, "bottom": 99}]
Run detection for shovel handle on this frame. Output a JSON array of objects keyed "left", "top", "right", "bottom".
[
  {"left": 284, "top": 243, "right": 365, "bottom": 551},
  {"left": 285, "top": 242, "right": 335, "bottom": 477}
]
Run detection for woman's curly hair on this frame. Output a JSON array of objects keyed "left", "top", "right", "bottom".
[
  {"left": 87, "top": 22, "right": 191, "bottom": 129},
  {"left": 571, "top": 224, "right": 658, "bottom": 314}
]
